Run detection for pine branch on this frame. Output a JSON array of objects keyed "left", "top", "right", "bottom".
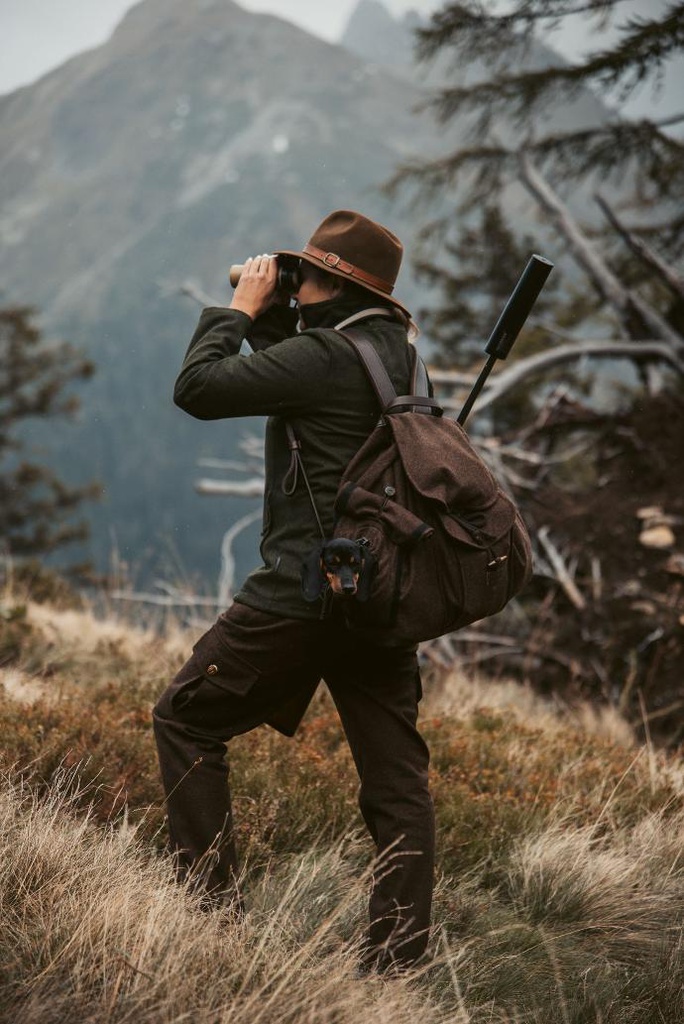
[
  {"left": 390, "top": 121, "right": 684, "bottom": 204},
  {"left": 532, "top": 121, "right": 684, "bottom": 193},
  {"left": 422, "top": 2, "right": 684, "bottom": 116},
  {"left": 598, "top": 3, "right": 684, "bottom": 95},
  {"left": 655, "top": 112, "right": 684, "bottom": 128},
  {"left": 428, "top": 67, "right": 590, "bottom": 130},
  {"left": 387, "top": 142, "right": 514, "bottom": 199},
  {"left": 417, "top": 0, "right": 628, "bottom": 62}
]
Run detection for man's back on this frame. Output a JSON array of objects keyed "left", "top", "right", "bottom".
[{"left": 173, "top": 300, "right": 412, "bottom": 617}]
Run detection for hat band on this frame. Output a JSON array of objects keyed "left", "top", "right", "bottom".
[{"left": 302, "top": 243, "right": 395, "bottom": 295}]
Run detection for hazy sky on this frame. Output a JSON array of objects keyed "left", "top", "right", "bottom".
[
  {"left": 0, "top": 0, "right": 440, "bottom": 94},
  {"left": 0, "top": 0, "right": 681, "bottom": 118}
]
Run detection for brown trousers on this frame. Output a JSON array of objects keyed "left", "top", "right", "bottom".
[{"left": 152, "top": 601, "right": 435, "bottom": 970}]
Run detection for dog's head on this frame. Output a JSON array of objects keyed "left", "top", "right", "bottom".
[{"left": 301, "top": 538, "right": 376, "bottom": 602}]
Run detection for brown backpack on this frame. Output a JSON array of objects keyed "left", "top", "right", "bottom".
[{"left": 327, "top": 328, "right": 533, "bottom": 644}]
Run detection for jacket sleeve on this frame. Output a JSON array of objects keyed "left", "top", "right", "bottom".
[
  {"left": 244, "top": 304, "right": 299, "bottom": 352},
  {"left": 173, "top": 307, "right": 333, "bottom": 420}
]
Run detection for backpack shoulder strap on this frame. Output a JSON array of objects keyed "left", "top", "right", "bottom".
[
  {"left": 336, "top": 327, "right": 440, "bottom": 416},
  {"left": 336, "top": 327, "right": 397, "bottom": 409}
]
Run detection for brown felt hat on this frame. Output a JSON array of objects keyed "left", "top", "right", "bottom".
[{"left": 275, "top": 209, "right": 410, "bottom": 316}]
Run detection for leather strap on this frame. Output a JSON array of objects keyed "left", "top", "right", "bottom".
[
  {"left": 334, "top": 307, "right": 395, "bottom": 330},
  {"left": 283, "top": 421, "right": 326, "bottom": 538},
  {"left": 337, "top": 329, "right": 397, "bottom": 409},
  {"left": 336, "top": 327, "right": 440, "bottom": 416},
  {"left": 302, "top": 243, "right": 395, "bottom": 295},
  {"left": 384, "top": 395, "right": 443, "bottom": 416}
]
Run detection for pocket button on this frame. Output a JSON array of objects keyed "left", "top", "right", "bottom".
[{"left": 206, "top": 663, "right": 219, "bottom": 675}]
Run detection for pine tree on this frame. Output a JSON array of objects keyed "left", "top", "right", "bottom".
[
  {"left": 388, "top": 4, "right": 684, "bottom": 726},
  {"left": 0, "top": 305, "right": 98, "bottom": 559},
  {"left": 394, "top": 0, "right": 684, "bottom": 370},
  {"left": 414, "top": 204, "right": 560, "bottom": 366}
]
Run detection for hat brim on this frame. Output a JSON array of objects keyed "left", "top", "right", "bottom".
[{"left": 274, "top": 248, "right": 412, "bottom": 319}]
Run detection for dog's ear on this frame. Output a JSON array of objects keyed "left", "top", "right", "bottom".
[
  {"left": 355, "top": 548, "right": 377, "bottom": 602},
  {"left": 301, "top": 543, "right": 325, "bottom": 602}
]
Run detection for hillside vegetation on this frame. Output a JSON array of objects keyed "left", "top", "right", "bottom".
[{"left": 1, "top": 586, "right": 683, "bottom": 1023}]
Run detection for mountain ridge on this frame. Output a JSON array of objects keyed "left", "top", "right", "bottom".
[{"left": 0, "top": 0, "right": 612, "bottom": 587}]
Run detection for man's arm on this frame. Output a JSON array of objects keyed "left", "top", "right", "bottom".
[
  {"left": 173, "top": 307, "right": 333, "bottom": 420},
  {"left": 245, "top": 304, "right": 299, "bottom": 352}
]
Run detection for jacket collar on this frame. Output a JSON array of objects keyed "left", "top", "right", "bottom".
[{"left": 298, "top": 295, "right": 394, "bottom": 331}]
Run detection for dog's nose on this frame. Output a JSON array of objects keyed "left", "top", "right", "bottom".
[{"left": 339, "top": 565, "right": 359, "bottom": 595}]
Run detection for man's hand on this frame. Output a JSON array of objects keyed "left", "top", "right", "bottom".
[{"left": 229, "top": 255, "right": 278, "bottom": 320}]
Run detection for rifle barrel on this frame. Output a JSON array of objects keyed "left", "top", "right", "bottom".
[
  {"left": 485, "top": 254, "right": 554, "bottom": 360},
  {"left": 457, "top": 253, "right": 554, "bottom": 426}
]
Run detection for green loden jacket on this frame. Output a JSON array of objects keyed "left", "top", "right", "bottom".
[{"left": 174, "top": 296, "right": 414, "bottom": 620}]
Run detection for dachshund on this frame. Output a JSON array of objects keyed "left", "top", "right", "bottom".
[{"left": 302, "top": 537, "right": 376, "bottom": 603}]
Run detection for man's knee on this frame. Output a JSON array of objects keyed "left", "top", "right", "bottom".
[{"left": 359, "top": 765, "right": 432, "bottom": 823}]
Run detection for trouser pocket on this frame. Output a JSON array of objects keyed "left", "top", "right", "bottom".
[{"left": 168, "top": 623, "right": 262, "bottom": 713}]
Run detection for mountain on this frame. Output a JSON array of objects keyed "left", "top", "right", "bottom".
[
  {"left": 0, "top": 0, "right": 453, "bottom": 588},
  {"left": 0, "top": 0, "right": 613, "bottom": 591},
  {"left": 341, "top": 0, "right": 421, "bottom": 75}
]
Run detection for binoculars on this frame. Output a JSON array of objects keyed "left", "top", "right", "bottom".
[{"left": 229, "top": 256, "right": 302, "bottom": 295}]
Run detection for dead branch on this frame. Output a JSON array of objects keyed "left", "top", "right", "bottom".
[
  {"left": 421, "top": 646, "right": 452, "bottom": 670},
  {"left": 195, "top": 478, "right": 265, "bottom": 497},
  {"left": 110, "top": 590, "right": 220, "bottom": 607},
  {"left": 537, "top": 526, "right": 587, "bottom": 611},
  {"left": 457, "top": 647, "right": 525, "bottom": 667},
  {"left": 441, "top": 630, "right": 520, "bottom": 647},
  {"left": 476, "top": 442, "right": 537, "bottom": 493},
  {"left": 483, "top": 438, "right": 593, "bottom": 466},
  {"left": 198, "top": 457, "right": 257, "bottom": 472},
  {"left": 178, "top": 279, "right": 224, "bottom": 308},
  {"left": 435, "top": 339, "right": 684, "bottom": 415},
  {"left": 595, "top": 193, "right": 684, "bottom": 303},
  {"left": 590, "top": 557, "right": 602, "bottom": 603},
  {"left": 519, "top": 154, "right": 684, "bottom": 354},
  {"left": 420, "top": 368, "right": 477, "bottom": 387},
  {"left": 421, "top": 626, "right": 589, "bottom": 675},
  {"left": 238, "top": 436, "right": 266, "bottom": 460},
  {"left": 217, "top": 508, "right": 262, "bottom": 607}
]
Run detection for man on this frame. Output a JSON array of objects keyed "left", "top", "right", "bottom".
[{"left": 153, "top": 210, "right": 435, "bottom": 974}]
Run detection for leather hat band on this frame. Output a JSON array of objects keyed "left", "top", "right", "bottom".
[{"left": 302, "top": 243, "right": 395, "bottom": 295}]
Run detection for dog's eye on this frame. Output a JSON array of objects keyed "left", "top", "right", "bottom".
[{"left": 330, "top": 556, "right": 341, "bottom": 565}]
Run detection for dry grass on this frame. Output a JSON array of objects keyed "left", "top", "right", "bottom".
[
  {"left": 1, "top": 591, "right": 684, "bottom": 1021},
  {"left": 0, "top": 771, "right": 440, "bottom": 1024},
  {"left": 426, "top": 669, "right": 636, "bottom": 748}
]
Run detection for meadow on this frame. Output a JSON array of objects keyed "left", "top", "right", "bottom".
[{"left": 1, "top": 583, "right": 683, "bottom": 1023}]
